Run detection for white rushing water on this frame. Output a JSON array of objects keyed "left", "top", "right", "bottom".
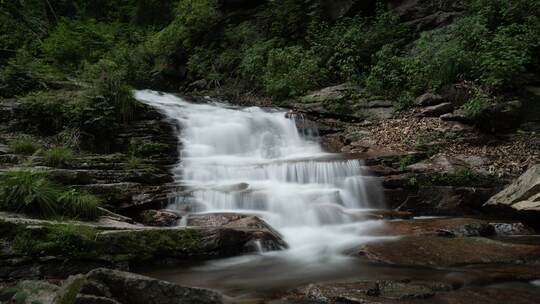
[{"left": 134, "top": 90, "right": 386, "bottom": 290}]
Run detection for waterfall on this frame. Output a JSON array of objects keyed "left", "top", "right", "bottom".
[{"left": 135, "top": 90, "right": 385, "bottom": 278}]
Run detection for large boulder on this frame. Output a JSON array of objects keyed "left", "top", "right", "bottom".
[
  {"left": 186, "top": 213, "right": 287, "bottom": 250},
  {"left": 483, "top": 164, "right": 540, "bottom": 227},
  {"left": 0, "top": 213, "right": 286, "bottom": 280},
  {"left": 476, "top": 100, "right": 523, "bottom": 133},
  {"left": 54, "top": 268, "right": 223, "bottom": 304},
  {"left": 353, "top": 236, "right": 540, "bottom": 267}
]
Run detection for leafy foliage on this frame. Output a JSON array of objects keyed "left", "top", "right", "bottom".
[
  {"left": 311, "top": 7, "right": 407, "bottom": 82},
  {"left": 42, "top": 18, "right": 119, "bottom": 70},
  {"left": 263, "top": 46, "right": 324, "bottom": 98},
  {"left": 259, "top": 0, "right": 323, "bottom": 41},
  {"left": 366, "top": 2, "right": 540, "bottom": 103},
  {"left": 145, "top": 0, "right": 220, "bottom": 57},
  {"left": 0, "top": 169, "right": 102, "bottom": 220},
  {"left": 0, "top": 170, "right": 60, "bottom": 218}
]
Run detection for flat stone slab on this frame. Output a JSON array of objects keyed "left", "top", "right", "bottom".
[{"left": 353, "top": 236, "right": 540, "bottom": 267}]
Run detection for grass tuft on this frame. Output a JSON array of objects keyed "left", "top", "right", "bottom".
[
  {"left": 43, "top": 146, "right": 74, "bottom": 168},
  {"left": 8, "top": 136, "right": 41, "bottom": 155}
]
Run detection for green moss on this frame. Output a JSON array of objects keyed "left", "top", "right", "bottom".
[
  {"left": 1, "top": 219, "right": 205, "bottom": 265},
  {"left": 12, "top": 223, "right": 101, "bottom": 259},
  {"left": 134, "top": 141, "right": 170, "bottom": 157},
  {"left": 98, "top": 229, "right": 204, "bottom": 263}
]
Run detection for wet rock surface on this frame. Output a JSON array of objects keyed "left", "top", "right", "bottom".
[{"left": 354, "top": 236, "right": 540, "bottom": 267}]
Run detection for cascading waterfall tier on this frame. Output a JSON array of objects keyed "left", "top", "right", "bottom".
[{"left": 135, "top": 90, "right": 384, "bottom": 270}]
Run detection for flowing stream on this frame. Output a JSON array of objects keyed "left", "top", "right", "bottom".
[{"left": 134, "top": 90, "right": 388, "bottom": 296}]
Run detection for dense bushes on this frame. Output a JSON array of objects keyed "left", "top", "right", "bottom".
[
  {"left": 263, "top": 46, "right": 323, "bottom": 98},
  {"left": 366, "top": 1, "right": 540, "bottom": 103},
  {"left": 0, "top": 169, "right": 102, "bottom": 220},
  {"left": 145, "top": 0, "right": 220, "bottom": 57},
  {"left": 2, "top": 0, "right": 539, "bottom": 102}
]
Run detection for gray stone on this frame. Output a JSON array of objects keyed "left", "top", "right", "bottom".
[
  {"left": 86, "top": 268, "right": 223, "bottom": 304},
  {"left": 415, "top": 93, "right": 445, "bottom": 106},
  {"left": 490, "top": 222, "right": 536, "bottom": 236},
  {"left": 301, "top": 83, "right": 356, "bottom": 103},
  {"left": 407, "top": 155, "right": 468, "bottom": 174},
  {"left": 419, "top": 102, "right": 454, "bottom": 117},
  {"left": 140, "top": 209, "right": 180, "bottom": 227},
  {"left": 484, "top": 164, "right": 540, "bottom": 213},
  {"left": 14, "top": 280, "right": 59, "bottom": 304}
]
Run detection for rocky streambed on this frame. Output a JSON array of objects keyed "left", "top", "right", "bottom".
[{"left": 1, "top": 90, "right": 540, "bottom": 304}]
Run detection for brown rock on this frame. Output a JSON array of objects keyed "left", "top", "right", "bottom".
[
  {"left": 140, "top": 210, "right": 180, "bottom": 227},
  {"left": 363, "top": 217, "right": 503, "bottom": 238},
  {"left": 354, "top": 236, "right": 540, "bottom": 267},
  {"left": 432, "top": 287, "right": 540, "bottom": 304}
]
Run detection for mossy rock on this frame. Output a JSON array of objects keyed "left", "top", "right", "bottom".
[{"left": 0, "top": 216, "right": 285, "bottom": 267}]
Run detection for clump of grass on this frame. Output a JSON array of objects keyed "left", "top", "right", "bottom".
[
  {"left": 126, "top": 155, "right": 142, "bottom": 169},
  {"left": 0, "top": 169, "right": 102, "bottom": 220},
  {"left": 0, "top": 169, "right": 60, "bottom": 217},
  {"left": 8, "top": 136, "right": 41, "bottom": 154},
  {"left": 59, "top": 190, "right": 102, "bottom": 221},
  {"left": 43, "top": 146, "right": 74, "bottom": 167}
]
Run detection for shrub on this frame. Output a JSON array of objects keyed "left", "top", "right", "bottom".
[
  {"left": 0, "top": 170, "right": 60, "bottom": 218},
  {"left": 262, "top": 46, "right": 323, "bottom": 98},
  {"left": 8, "top": 136, "right": 41, "bottom": 155},
  {"left": 461, "top": 87, "right": 493, "bottom": 120},
  {"left": 43, "top": 147, "right": 74, "bottom": 168},
  {"left": 311, "top": 7, "right": 407, "bottom": 82},
  {"left": 41, "top": 18, "right": 119, "bottom": 70},
  {"left": 0, "top": 49, "right": 58, "bottom": 98},
  {"left": 239, "top": 40, "right": 276, "bottom": 85},
  {"left": 473, "top": 24, "right": 532, "bottom": 87},
  {"left": 259, "top": 0, "right": 323, "bottom": 41},
  {"left": 16, "top": 90, "right": 78, "bottom": 135},
  {"left": 66, "top": 75, "right": 136, "bottom": 142},
  {"left": 365, "top": 12, "right": 540, "bottom": 99},
  {"left": 365, "top": 45, "right": 416, "bottom": 97},
  {"left": 59, "top": 190, "right": 102, "bottom": 221},
  {"left": 145, "top": 0, "right": 220, "bottom": 57}
]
